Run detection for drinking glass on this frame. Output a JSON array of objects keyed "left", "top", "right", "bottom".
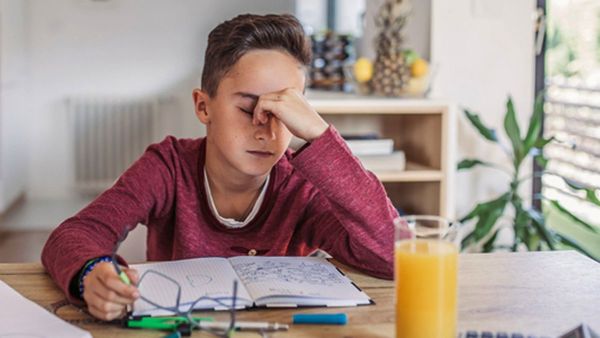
[{"left": 394, "top": 215, "right": 460, "bottom": 338}]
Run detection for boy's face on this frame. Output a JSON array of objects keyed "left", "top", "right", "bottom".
[{"left": 194, "top": 49, "right": 305, "bottom": 178}]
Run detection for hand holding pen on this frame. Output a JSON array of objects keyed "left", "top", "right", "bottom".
[
  {"left": 82, "top": 261, "right": 140, "bottom": 321},
  {"left": 82, "top": 226, "right": 139, "bottom": 321}
]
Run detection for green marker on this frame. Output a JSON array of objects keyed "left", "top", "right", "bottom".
[
  {"left": 118, "top": 270, "right": 131, "bottom": 285},
  {"left": 126, "top": 316, "right": 214, "bottom": 330},
  {"left": 111, "top": 227, "right": 133, "bottom": 286}
]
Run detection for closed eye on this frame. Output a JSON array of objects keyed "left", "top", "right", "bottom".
[{"left": 238, "top": 107, "right": 253, "bottom": 116}]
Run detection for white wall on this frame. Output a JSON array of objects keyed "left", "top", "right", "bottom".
[
  {"left": 0, "top": 0, "right": 29, "bottom": 213},
  {"left": 295, "top": 0, "right": 327, "bottom": 34},
  {"left": 26, "top": 0, "right": 294, "bottom": 200},
  {"left": 295, "top": 0, "right": 366, "bottom": 37},
  {"left": 430, "top": 0, "right": 537, "bottom": 217}
]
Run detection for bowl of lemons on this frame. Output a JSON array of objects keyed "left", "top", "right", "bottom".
[{"left": 351, "top": 49, "right": 431, "bottom": 97}]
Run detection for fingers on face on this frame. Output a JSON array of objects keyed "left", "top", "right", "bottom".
[
  {"left": 252, "top": 88, "right": 299, "bottom": 125},
  {"left": 253, "top": 99, "right": 277, "bottom": 125}
]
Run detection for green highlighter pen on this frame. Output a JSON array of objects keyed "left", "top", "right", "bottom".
[
  {"left": 111, "top": 260, "right": 131, "bottom": 285},
  {"left": 112, "top": 226, "right": 133, "bottom": 286},
  {"left": 118, "top": 270, "right": 131, "bottom": 285}
]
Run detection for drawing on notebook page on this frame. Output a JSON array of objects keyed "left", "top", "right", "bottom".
[
  {"left": 232, "top": 260, "right": 345, "bottom": 286},
  {"left": 185, "top": 274, "right": 213, "bottom": 288}
]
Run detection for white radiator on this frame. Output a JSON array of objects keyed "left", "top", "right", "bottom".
[{"left": 66, "top": 97, "right": 164, "bottom": 193}]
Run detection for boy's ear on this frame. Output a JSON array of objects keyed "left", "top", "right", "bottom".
[{"left": 192, "top": 88, "right": 211, "bottom": 124}]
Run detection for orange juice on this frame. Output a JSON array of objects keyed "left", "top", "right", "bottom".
[{"left": 395, "top": 239, "right": 458, "bottom": 338}]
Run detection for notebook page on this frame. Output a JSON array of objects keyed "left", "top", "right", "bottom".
[
  {"left": 228, "top": 256, "right": 371, "bottom": 306},
  {"left": 131, "top": 257, "right": 252, "bottom": 316},
  {"left": 0, "top": 280, "right": 92, "bottom": 338}
]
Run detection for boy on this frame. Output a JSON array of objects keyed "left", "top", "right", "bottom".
[{"left": 42, "top": 13, "right": 397, "bottom": 321}]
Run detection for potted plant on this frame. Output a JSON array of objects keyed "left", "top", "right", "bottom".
[{"left": 458, "top": 95, "right": 599, "bottom": 258}]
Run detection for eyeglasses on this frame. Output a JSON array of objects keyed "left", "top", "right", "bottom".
[{"left": 113, "top": 227, "right": 241, "bottom": 338}]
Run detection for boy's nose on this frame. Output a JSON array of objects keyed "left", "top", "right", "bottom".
[{"left": 254, "top": 114, "right": 277, "bottom": 141}]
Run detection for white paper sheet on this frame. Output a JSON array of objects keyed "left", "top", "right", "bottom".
[
  {"left": 229, "top": 256, "right": 371, "bottom": 306},
  {"left": 0, "top": 280, "right": 92, "bottom": 338},
  {"left": 131, "top": 257, "right": 253, "bottom": 316}
]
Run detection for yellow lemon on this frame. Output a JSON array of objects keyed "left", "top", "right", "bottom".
[
  {"left": 411, "top": 58, "right": 428, "bottom": 78},
  {"left": 353, "top": 57, "right": 373, "bottom": 83}
]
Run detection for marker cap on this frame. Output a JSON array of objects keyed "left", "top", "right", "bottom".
[{"left": 292, "top": 313, "right": 348, "bottom": 325}]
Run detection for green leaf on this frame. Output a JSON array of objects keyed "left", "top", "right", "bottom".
[
  {"left": 514, "top": 208, "right": 530, "bottom": 231},
  {"left": 527, "top": 208, "right": 556, "bottom": 250},
  {"left": 459, "top": 193, "right": 510, "bottom": 250},
  {"left": 513, "top": 204, "right": 530, "bottom": 249},
  {"left": 471, "top": 195, "right": 510, "bottom": 241},
  {"left": 460, "top": 231, "right": 476, "bottom": 250},
  {"left": 464, "top": 109, "right": 498, "bottom": 142},
  {"left": 472, "top": 209, "right": 504, "bottom": 244},
  {"left": 482, "top": 229, "right": 500, "bottom": 252},
  {"left": 457, "top": 159, "right": 494, "bottom": 171},
  {"left": 548, "top": 200, "right": 600, "bottom": 233},
  {"left": 504, "top": 97, "right": 525, "bottom": 165},
  {"left": 555, "top": 233, "right": 598, "bottom": 261},
  {"left": 514, "top": 222, "right": 529, "bottom": 250},
  {"left": 586, "top": 189, "right": 600, "bottom": 207},
  {"left": 562, "top": 178, "right": 600, "bottom": 207},
  {"left": 534, "top": 136, "right": 555, "bottom": 149},
  {"left": 534, "top": 154, "right": 549, "bottom": 170},
  {"left": 459, "top": 207, "right": 479, "bottom": 225},
  {"left": 524, "top": 93, "right": 544, "bottom": 152},
  {"left": 527, "top": 231, "right": 541, "bottom": 251},
  {"left": 459, "top": 193, "right": 510, "bottom": 224}
]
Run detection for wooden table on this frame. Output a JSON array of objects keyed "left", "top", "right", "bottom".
[{"left": 1, "top": 251, "right": 599, "bottom": 337}]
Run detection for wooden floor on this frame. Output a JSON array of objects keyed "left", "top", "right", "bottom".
[
  {"left": 0, "top": 198, "right": 147, "bottom": 263},
  {"left": 0, "top": 227, "right": 147, "bottom": 263},
  {"left": 0, "top": 230, "right": 51, "bottom": 262}
]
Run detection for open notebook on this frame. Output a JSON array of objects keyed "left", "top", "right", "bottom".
[{"left": 131, "top": 256, "right": 372, "bottom": 316}]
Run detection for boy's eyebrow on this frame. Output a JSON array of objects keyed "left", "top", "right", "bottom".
[
  {"left": 236, "top": 90, "right": 307, "bottom": 99},
  {"left": 234, "top": 92, "right": 259, "bottom": 101}
]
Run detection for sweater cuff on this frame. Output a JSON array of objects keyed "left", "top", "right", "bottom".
[{"left": 43, "top": 249, "right": 128, "bottom": 305}]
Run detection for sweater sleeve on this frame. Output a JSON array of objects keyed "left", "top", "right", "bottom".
[
  {"left": 41, "top": 139, "right": 177, "bottom": 303},
  {"left": 290, "top": 125, "right": 398, "bottom": 279}
]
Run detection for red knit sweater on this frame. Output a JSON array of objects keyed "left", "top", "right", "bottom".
[{"left": 42, "top": 126, "right": 397, "bottom": 303}]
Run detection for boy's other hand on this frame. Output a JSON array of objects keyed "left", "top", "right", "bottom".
[
  {"left": 82, "top": 262, "right": 140, "bottom": 321},
  {"left": 253, "top": 88, "right": 328, "bottom": 142}
]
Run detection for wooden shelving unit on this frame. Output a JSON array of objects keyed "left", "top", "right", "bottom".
[{"left": 307, "top": 90, "right": 456, "bottom": 218}]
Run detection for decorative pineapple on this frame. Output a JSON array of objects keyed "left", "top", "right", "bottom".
[{"left": 371, "top": 0, "right": 413, "bottom": 96}]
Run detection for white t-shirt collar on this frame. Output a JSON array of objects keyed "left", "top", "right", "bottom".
[{"left": 203, "top": 168, "right": 269, "bottom": 228}]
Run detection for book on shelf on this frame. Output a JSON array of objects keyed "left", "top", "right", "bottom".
[
  {"left": 131, "top": 256, "right": 372, "bottom": 316},
  {"left": 341, "top": 133, "right": 380, "bottom": 140},
  {"left": 342, "top": 133, "right": 394, "bottom": 156},
  {"left": 357, "top": 151, "right": 406, "bottom": 172}
]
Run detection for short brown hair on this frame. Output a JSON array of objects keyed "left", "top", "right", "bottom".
[{"left": 201, "top": 14, "right": 311, "bottom": 97}]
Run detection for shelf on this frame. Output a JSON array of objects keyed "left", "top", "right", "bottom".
[
  {"left": 372, "top": 162, "right": 443, "bottom": 183},
  {"left": 307, "top": 90, "right": 451, "bottom": 115},
  {"left": 304, "top": 91, "right": 456, "bottom": 218}
]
